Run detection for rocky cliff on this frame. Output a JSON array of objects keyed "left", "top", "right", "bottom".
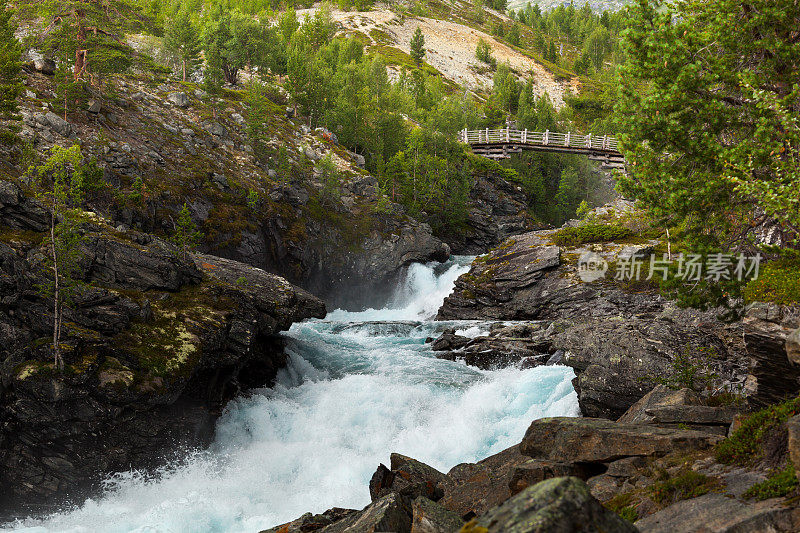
[
  {"left": 0, "top": 180, "right": 325, "bottom": 516},
  {"left": 4, "top": 68, "right": 538, "bottom": 309}
]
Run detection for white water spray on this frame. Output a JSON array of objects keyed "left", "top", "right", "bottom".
[{"left": 6, "top": 257, "right": 579, "bottom": 533}]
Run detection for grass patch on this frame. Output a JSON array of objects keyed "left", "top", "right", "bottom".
[
  {"left": 716, "top": 396, "right": 800, "bottom": 466},
  {"left": 744, "top": 463, "right": 799, "bottom": 500},
  {"left": 649, "top": 469, "right": 718, "bottom": 505},
  {"left": 551, "top": 223, "right": 633, "bottom": 246},
  {"left": 604, "top": 493, "right": 638, "bottom": 523},
  {"left": 743, "top": 258, "right": 800, "bottom": 305}
]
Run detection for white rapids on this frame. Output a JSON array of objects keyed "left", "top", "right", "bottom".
[{"left": 7, "top": 256, "right": 579, "bottom": 533}]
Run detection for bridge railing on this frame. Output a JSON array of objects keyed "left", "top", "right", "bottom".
[{"left": 459, "top": 129, "right": 619, "bottom": 152}]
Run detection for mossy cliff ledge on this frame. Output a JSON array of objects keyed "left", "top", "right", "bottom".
[{"left": 0, "top": 180, "right": 325, "bottom": 515}]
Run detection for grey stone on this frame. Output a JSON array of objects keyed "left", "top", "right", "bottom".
[
  {"left": 167, "top": 92, "right": 189, "bottom": 107},
  {"left": 410, "top": 496, "right": 462, "bottom": 533},
  {"left": 318, "top": 492, "right": 412, "bottom": 533},
  {"left": 87, "top": 99, "right": 102, "bottom": 113},
  {"left": 33, "top": 57, "right": 56, "bottom": 75},
  {"left": 635, "top": 492, "right": 800, "bottom": 533},
  {"left": 472, "top": 477, "right": 637, "bottom": 533},
  {"left": 43, "top": 111, "right": 72, "bottom": 136},
  {"left": 520, "top": 417, "right": 723, "bottom": 464}
]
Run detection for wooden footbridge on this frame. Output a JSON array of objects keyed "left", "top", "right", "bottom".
[{"left": 459, "top": 129, "right": 625, "bottom": 169}]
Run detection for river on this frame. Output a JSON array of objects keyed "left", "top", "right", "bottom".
[{"left": 9, "top": 257, "right": 579, "bottom": 533}]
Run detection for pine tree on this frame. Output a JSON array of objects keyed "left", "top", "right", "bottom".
[
  {"left": 0, "top": 0, "right": 22, "bottom": 119},
  {"left": 410, "top": 27, "right": 425, "bottom": 67},
  {"left": 164, "top": 8, "right": 200, "bottom": 82},
  {"left": 34, "top": 145, "right": 88, "bottom": 370},
  {"left": 172, "top": 203, "right": 202, "bottom": 260}
]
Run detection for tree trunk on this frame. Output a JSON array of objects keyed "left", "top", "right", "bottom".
[{"left": 50, "top": 214, "right": 62, "bottom": 369}]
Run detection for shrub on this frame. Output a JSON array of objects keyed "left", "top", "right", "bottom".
[
  {"left": 551, "top": 223, "right": 633, "bottom": 246},
  {"left": 716, "top": 396, "right": 800, "bottom": 465},
  {"left": 743, "top": 256, "right": 800, "bottom": 305},
  {"left": 649, "top": 470, "right": 717, "bottom": 504},
  {"left": 744, "top": 462, "right": 799, "bottom": 500}
]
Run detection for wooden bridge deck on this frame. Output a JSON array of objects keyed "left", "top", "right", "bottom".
[{"left": 459, "top": 129, "right": 626, "bottom": 169}]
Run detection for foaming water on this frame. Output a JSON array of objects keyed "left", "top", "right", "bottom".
[{"left": 7, "top": 257, "right": 579, "bottom": 533}]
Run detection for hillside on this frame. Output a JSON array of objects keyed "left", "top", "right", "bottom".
[
  {"left": 298, "top": 5, "right": 578, "bottom": 107},
  {"left": 507, "top": 0, "right": 631, "bottom": 12}
]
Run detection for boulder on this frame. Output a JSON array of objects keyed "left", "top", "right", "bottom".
[
  {"left": 0, "top": 213, "right": 326, "bottom": 514},
  {"left": 520, "top": 417, "right": 723, "bottom": 464},
  {"left": 468, "top": 477, "right": 637, "bottom": 533},
  {"left": 437, "top": 230, "right": 665, "bottom": 321},
  {"left": 167, "top": 92, "right": 189, "bottom": 107},
  {"left": 558, "top": 317, "right": 734, "bottom": 419},
  {"left": 260, "top": 508, "right": 357, "bottom": 533},
  {"left": 438, "top": 445, "right": 529, "bottom": 519},
  {"left": 33, "top": 57, "right": 56, "bottom": 75},
  {"left": 369, "top": 454, "right": 448, "bottom": 502},
  {"left": 787, "top": 327, "right": 800, "bottom": 365},
  {"left": 618, "top": 385, "right": 701, "bottom": 424},
  {"left": 43, "top": 111, "right": 72, "bottom": 137},
  {"left": 318, "top": 492, "right": 412, "bottom": 533},
  {"left": 508, "top": 459, "right": 589, "bottom": 496},
  {"left": 634, "top": 493, "right": 800, "bottom": 533},
  {"left": 410, "top": 496, "right": 462, "bottom": 533}
]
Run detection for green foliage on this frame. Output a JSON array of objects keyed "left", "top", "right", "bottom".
[
  {"left": 409, "top": 26, "right": 425, "bottom": 67},
  {"left": 38, "top": 0, "right": 139, "bottom": 88},
  {"left": 716, "top": 396, "right": 800, "bottom": 466},
  {"left": 604, "top": 493, "right": 638, "bottom": 523},
  {"left": 615, "top": 0, "right": 800, "bottom": 247},
  {"left": 650, "top": 346, "right": 717, "bottom": 392},
  {"left": 32, "top": 145, "right": 91, "bottom": 369},
  {"left": 743, "top": 254, "right": 800, "bottom": 305},
  {"left": 163, "top": 7, "right": 200, "bottom": 81},
  {"left": 551, "top": 223, "right": 633, "bottom": 246},
  {"left": 475, "top": 38, "right": 496, "bottom": 67},
  {"left": 576, "top": 200, "right": 591, "bottom": 219},
  {"left": 0, "top": 0, "right": 22, "bottom": 119},
  {"left": 317, "top": 153, "right": 341, "bottom": 205},
  {"left": 649, "top": 470, "right": 718, "bottom": 505},
  {"left": 171, "top": 203, "right": 202, "bottom": 259},
  {"left": 744, "top": 463, "right": 799, "bottom": 501}
]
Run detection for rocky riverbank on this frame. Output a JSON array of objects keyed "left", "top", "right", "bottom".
[
  {"left": 0, "top": 180, "right": 326, "bottom": 516},
  {"left": 262, "top": 381, "right": 800, "bottom": 532}
]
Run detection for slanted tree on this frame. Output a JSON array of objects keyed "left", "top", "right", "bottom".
[
  {"left": 410, "top": 26, "right": 425, "bottom": 67},
  {"left": 33, "top": 145, "right": 88, "bottom": 370},
  {"left": 164, "top": 7, "right": 200, "bottom": 81},
  {"left": 0, "top": 0, "right": 22, "bottom": 119}
]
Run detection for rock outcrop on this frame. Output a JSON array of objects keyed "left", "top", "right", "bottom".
[
  {"left": 466, "top": 476, "right": 638, "bottom": 533},
  {"left": 0, "top": 181, "right": 325, "bottom": 515}
]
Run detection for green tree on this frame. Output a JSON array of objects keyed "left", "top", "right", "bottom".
[
  {"left": 33, "top": 145, "right": 88, "bottom": 370},
  {"left": 410, "top": 27, "right": 425, "bottom": 67},
  {"left": 164, "top": 7, "right": 200, "bottom": 81},
  {"left": 615, "top": 0, "right": 800, "bottom": 246},
  {"left": 0, "top": 0, "right": 22, "bottom": 119},
  {"left": 476, "top": 38, "right": 496, "bottom": 66},
  {"left": 172, "top": 203, "right": 202, "bottom": 260}
]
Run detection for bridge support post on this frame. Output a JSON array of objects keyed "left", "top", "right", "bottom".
[
  {"left": 544, "top": 129, "right": 549, "bottom": 145},
  {"left": 565, "top": 131, "right": 570, "bottom": 146},
  {"left": 587, "top": 133, "right": 592, "bottom": 148},
  {"left": 523, "top": 129, "right": 527, "bottom": 143}
]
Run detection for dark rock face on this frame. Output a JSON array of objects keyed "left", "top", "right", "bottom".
[
  {"left": 742, "top": 303, "right": 800, "bottom": 407},
  {"left": 0, "top": 181, "right": 325, "bottom": 517},
  {"left": 437, "top": 231, "right": 664, "bottom": 321},
  {"left": 441, "top": 172, "right": 535, "bottom": 255},
  {"left": 410, "top": 496, "right": 463, "bottom": 533},
  {"left": 469, "top": 476, "right": 638, "bottom": 533}
]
